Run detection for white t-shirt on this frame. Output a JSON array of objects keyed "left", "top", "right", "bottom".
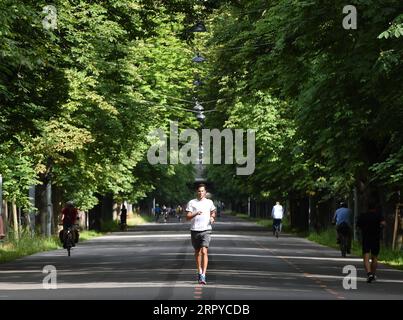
[
  {"left": 271, "top": 204, "right": 284, "bottom": 219},
  {"left": 186, "top": 198, "right": 216, "bottom": 231}
]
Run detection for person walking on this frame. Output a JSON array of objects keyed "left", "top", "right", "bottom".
[
  {"left": 154, "top": 204, "right": 161, "bottom": 222},
  {"left": 357, "top": 199, "right": 386, "bottom": 283},
  {"left": 271, "top": 201, "right": 284, "bottom": 236},
  {"left": 120, "top": 204, "right": 127, "bottom": 231},
  {"left": 186, "top": 184, "right": 216, "bottom": 285}
]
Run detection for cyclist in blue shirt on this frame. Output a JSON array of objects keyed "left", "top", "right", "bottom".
[{"left": 332, "top": 202, "right": 353, "bottom": 254}]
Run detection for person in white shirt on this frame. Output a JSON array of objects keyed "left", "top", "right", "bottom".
[
  {"left": 271, "top": 201, "right": 284, "bottom": 236},
  {"left": 186, "top": 184, "right": 216, "bottom": 285}
]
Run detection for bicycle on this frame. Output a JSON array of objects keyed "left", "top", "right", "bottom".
[
  {"left": 339, "top": 232, "right": 348, "bottom": 257},
  {"left": 337, "top": 223, "right": 351, "bottom": 257},
  {"left": 60, "top": 224, "right": 78, "bottom": 256}
]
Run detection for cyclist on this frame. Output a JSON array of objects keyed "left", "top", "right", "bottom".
[
  {"left": 332, "top": 201, "right": 352, "bottom": 254},
  {"left": 176, "top": 204, "right": 183, "bottom": 222},
  {"left": 271, "top": 201, "right": 284, "bottom": 236},
  {"left": 59, "top": 201, "right": 79, "bottom": 248}
]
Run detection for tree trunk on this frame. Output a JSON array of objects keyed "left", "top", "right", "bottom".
[
  {"left": 52, "top": 185, "right": 63, "bottom": 235},
  {"left": 3, "top": 201, "right": 8, "bottom": 236},
  {"left": 12, "top": 201, "right": 19, "bottom": 240},
  {"left": 35, "top": 183, "right": 47, "bottom": 236}
]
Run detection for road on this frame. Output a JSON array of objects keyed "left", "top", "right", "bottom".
[{"left": 0, "top": 214, "right": 402, "bottom": 300}]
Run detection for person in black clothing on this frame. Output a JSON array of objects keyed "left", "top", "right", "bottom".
[
  {"left": 356, "top": 200, "right": 386, "bottom": 283},
  {"left": 120, "top": 205, "right": 127, "bottom": 230}
]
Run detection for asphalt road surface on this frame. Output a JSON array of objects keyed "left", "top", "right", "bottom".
[{"left": 1, "top": 214, "right": 402, "bottom": 300}]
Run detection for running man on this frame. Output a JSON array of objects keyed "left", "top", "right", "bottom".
[
  {"left": 186, "top": 184, "right": 216, "bottom": 285},
  {"left": 357, "top": 199, "right": 386, "bottom": 283}
]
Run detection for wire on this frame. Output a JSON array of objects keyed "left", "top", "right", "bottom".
[
  {"left": 162, "top": 94, "right": 227, "bottom": 104},
  {"left": 138, "top": 99, "right": 217, "bottom": 113}
]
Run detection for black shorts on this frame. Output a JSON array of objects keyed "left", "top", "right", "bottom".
[{"left": 362, "top": 237, "right": 380, "bottom": 256}]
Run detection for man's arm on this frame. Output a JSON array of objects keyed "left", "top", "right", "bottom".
[
  {"left": 186, "top": 210, "right": 201, "bottom": 221},
  {"left": 332, "top": 211, "right": 337, "bottom": 225}
]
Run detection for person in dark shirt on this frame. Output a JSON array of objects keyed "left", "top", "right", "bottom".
[
  {"left": 60, "top": 201, "right": 79, "bottom": 246},
  {"left": 356, "top": 200, "right": 386, "bottom": 283},
  {"left": 120, "top": 204, "right": 128, "bottom": 231}
]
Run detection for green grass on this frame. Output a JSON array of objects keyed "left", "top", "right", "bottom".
[
  {"left": 0, "top": 233, "right": 59, "bottom": 263},
  {"left": 229, "top": 211, "right": 403, "bottom": 270},
  {"left": 0, "top": 214, "right": 156, "bottom": 264},
  {"left": 0, "top": 229, "right": 104, "bottom": 263},
  {"left": 127, "top": 214, "right": 154, "bottom": 226},
  {"left": 307, "top": 228, "right": 403, "bottom": 270}
]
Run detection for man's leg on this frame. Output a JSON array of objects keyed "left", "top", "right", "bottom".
[
  {"left": 363, "top": 253, "right": 371, "bottom": 274},
  {"left": 201, "top": 247, "right": 208, "bottom": 275},
  {"left": 273, "top": 219, "right": 278, "bottom": 235},
  {"left": 370, "top": 255, "right": 378, "bottom": 276},
  {"left": 198, "top": 247, "right": 208, "bottom": 284},
  {"left": 195, "top": 248, "right": 202, "bottom": 275}
]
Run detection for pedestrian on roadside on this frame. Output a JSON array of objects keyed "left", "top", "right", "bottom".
[
  {"left": 271, "top": 201, "right": 284, "bottom": 235},
  {"left": 120, "top": 204, "right": 127, "bottom": 231},
  {"left": 186, "top": 184, "right": 216, "bottom": 285},
  {"left": 357, "top": 198, "right": 386, "bottom": 283},
  {"left": 154, "top": 204, "right": 161, "bottom": 222}
]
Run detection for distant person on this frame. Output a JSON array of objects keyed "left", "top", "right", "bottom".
[
  {"left": 271, "top": 201, "right": 284, "bottom": 235},
  {"left": 332, "top": 201, "right": 353, "bottom": 254},
  {"left": 120, "top": 204, "right": 127, "bottom": 230},
  {"left": 176, "top": 205, "right": 183, "bottom": 222},
  {"left": 162, "top": 205, "right": 168, "bottom": 223},
  {"left": 186, "top": 184, "right": 216, "bottom": 285},
  {"left": 357, "top": 199, "right": 386, "bottom": 283},
  {"left": 154, "top": 204, "right": 161, "bottom": 222},
  {"left": 59, "top": 201, "right": 79, "bottom": 247}
]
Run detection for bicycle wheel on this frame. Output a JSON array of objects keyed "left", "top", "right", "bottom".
[
  {"left": 65, "top": 232, "right": 73, "bottom": 256},
  {"left": 340, "top": 234, "right": 347, "bottom": 257}
]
